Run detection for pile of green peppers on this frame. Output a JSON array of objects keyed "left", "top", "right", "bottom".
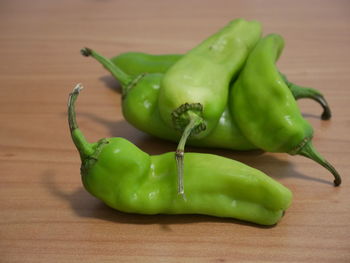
[{"left": 70, "top": 18, "right": 341, "bottom": 226}]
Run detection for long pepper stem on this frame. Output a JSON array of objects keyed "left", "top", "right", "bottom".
[
  {"left": 297, "top": 141, "right": 341, "bottom": 186},
  {"left": 175, "top": 113, "right": 203, "bottom": 197},
  {"left": 68, "top": 84, "right": 94, "bottom": 161}
]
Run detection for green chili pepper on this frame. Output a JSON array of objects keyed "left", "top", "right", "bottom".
[
  {"left": 110, "top": 52, "right": 331, "bottom": 120},
  {"left": 80, "top": 46, "right": 338, "bottom": 187},
  {"left": 80, "top": 48, "right": 330, "bottom": 150},
  {"left": 230, "top": 34, "right": 341, "bottom": 186},
  {"left": 110, "top": 52, "right": 181, "bottom": 76},
  {"left": 121, "top": 72, "right": 256, "bottom": 150},
  {"left": 158, "top": 19, "right": 262, "bottom": 195},
  {"left": 68, "top": 84, "right": 292, "bottom": 226},
  {"left": 81, "top": 18, "right": 262, "bottom": 196},
  {"left": 80, "top": 48, "right": 256, "bottom": 150}
]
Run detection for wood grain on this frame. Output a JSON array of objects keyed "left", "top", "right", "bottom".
[{"left": 0, "top": 0, "right": 349, "bottom": 262}]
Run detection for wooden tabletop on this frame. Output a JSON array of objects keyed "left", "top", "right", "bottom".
[{"left": 1, "top": 0, "right": 349, "bottom": 262}]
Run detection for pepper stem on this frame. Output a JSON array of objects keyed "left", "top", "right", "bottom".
[
  {"left": 80, "top": 47, "right": 133, "bottom": 94},
  {"left": 288, "top": 83, "right": 331, "bottom": 120},
  {"left": 68, "top": 84, "right": 94, "bottom": 161},
  {"left": 280, "top": 72, "right": 331, "bottom": 120},
  {"left": 296, "top": 140, "right": 341, "bottom": 186},
  {"left": 175, "top": 112, "right": 204, "bottom": 197}
]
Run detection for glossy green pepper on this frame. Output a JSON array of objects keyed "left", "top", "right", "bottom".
[
  {"left": 231, "top": 34, "right": 341, "bottom": 186},
  {"left": 80, "top": 46, "right": 338, "bottom": 187},
  {"left": 81, "top": 49, "right": 330, "bottom": 149},
  {"left": 121, "top": 73, "right": 256, "bottom": 150},
  {"left": 68, "top": 84, "right": 292, "bottom": 225},
  {"left": 158, "top": 19, "right": 262, "bottom": 194},
  {"left": 80, "top": 48, "right": 256, "bottom": 150},
  {"left": 110, "top": 52, "right": 181, "bottom": 76},
  {"left": 110, "top": 52, "right": 331, "bottom": 120}
]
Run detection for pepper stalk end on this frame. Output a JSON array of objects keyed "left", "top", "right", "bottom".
[
  {"left": 80, "top": 47, "right": 133, "bottom": 88},
  {"left": 293, "top": 139, "right": 341, "bottom": 186},
  {"left": 174, "top": 110, "right": 205, "bottom": 196},
  {"left": 280, "top": 72, "right": 332, "bottom": 120},
  {"left": 68, "top": 84, "right": 95, "bottom": 161},
  {"left": 80, "top": 47, "right": 93, "bottom": 57}
]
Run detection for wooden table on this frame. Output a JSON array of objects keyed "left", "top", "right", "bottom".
[{"left": 1, "top": 0, "right": 349, "bottom": 262}]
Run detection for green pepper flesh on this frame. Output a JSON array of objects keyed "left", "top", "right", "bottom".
[
  {"left": 111, "top": 52, "right": 331, "bottom": 120},
  {"left": 231, "top": 34, "right": 341, "bottom": 186},
  {"left": 69, "top": 84, "right": 292, "bottom": 226}
]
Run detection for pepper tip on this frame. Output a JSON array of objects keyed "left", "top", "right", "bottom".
[
  {"left": 80, "top": 47, "right": 92, "bottom": 57},
  {"left": 321, "top": 111, "right": 332, "bottom": 121},
  {"left": 73, "top": 83, "right": 83, "bottom": 93},
  {"left": 334, "top": 178, "right": 341, "bottom": 187}
]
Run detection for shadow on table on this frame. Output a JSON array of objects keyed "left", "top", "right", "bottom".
[{"left": 99, "top": 75, "right": 122, "bottom": 94}]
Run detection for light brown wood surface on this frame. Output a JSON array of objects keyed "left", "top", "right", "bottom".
[{"left": 1, "top": 0, "right": 349, "bottom": 262}]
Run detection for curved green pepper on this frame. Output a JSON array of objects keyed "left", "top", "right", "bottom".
[
  {"left": 110, "top": 52, "right": 331, "bottom": 120},
  {"left": 230, "top": 34, "right": 341, "bottom": 186},
  {"left": 68, "top": 84, "right": 292, "bottom": 226},
  {"left": 110, "top": 52, "right": 181, "bottom": 76},
  {"left": 80, "top": 48, "right": 256, "bottom": 151},
  {"left": 121, "top": 73, "right": 256, "bottom": 150},
  {"left": 80, "top": 46, "right": 338, "bottom": 187},
  {"left": 158, "top": 19, "right": 262, "bottom": 194}
]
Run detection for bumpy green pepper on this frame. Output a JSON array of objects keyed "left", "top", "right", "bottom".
[
  {"left": 80, "top": 48, "right": 256, "bottom": 150},
  {"left": 80, "top": 46, "right": 337, "bottom": 186},
  {"left": 110, "top": 52, "right": 331, "bottom": 120},
  {"left": 231, "top": 34, "right": 341, "bottom": 186},
  {"left": 110, "top": 52, "right": 181, "bottom": 76},
  {"left": 121, "top": 72, "right": 256, "bottom": 150},
  {"left": 80, "top": 46, "right": 338, "bottom": 187},
  {"left": 158, "top": 19, "right": 262, "bottom": 195},
  {"left": 68, "top": 84, "right": 292, "bottom": 225}
]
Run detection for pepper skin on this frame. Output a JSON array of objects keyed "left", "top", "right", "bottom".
[
  {"left": 158, "top": 18, "right": 262, "bottom": 194},
  {"left": 158, "top": 18, "right": 261, "bottom": 140},
  {"left": 68, "top": 84, "right": 292, "bottom": 226},
  {"left": 81, "top": 48, "right": 329, "bottom": 150},
  {"left": 80, "top": 48, "right": 256, "bottom": 151},
  {"left": 110, "top": 52, "right": 181, "bottom": 76},
  {"left": 110, "top": 52, "right": 331, "bottom": 120},
  {"left": 231, "top": 34, "right": 341, "bottom": 186},
  {"left": 121, "top": 73, "right": 256, "bottom": 150},
  {"left": 81, "top": 23, "right": 262, "bottom": 196},
  {"left": 80, "top": 46, "right": 339, "bottom": 187}
]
